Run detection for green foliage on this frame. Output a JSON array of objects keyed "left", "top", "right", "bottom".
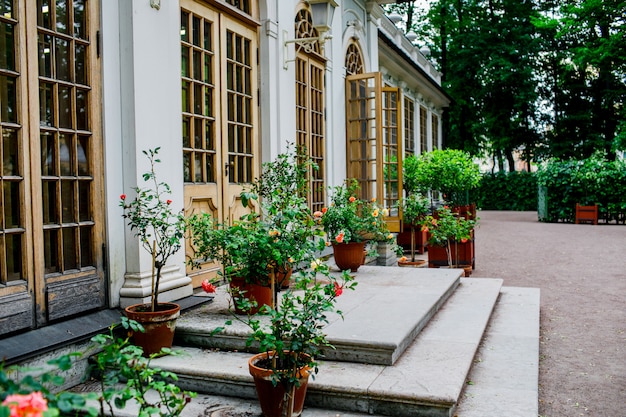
[
  {"left": 119, "top": 148, "right": 186, "bottom": 309},
  {"left": 536, "top": 153, "right": 626, "bottom": 222},
  {"left": 402, "top": 155, "right": 428, "bottom": 195},
  {"left": 319, "top": 179, "right": 392, "bottom": 244},
  {"left": 187, "top": 146, "right": 326, "bottom": 284},
  {"left": 90, "top": 317, "right": 196, "bottom": 417},
  {"left": 399, "top": 193, "right": 430, "bottom": 225},
  {"left": 231, "top": 263, "right": 356, "bottom": 393},
  {"left": 473, "top": 171, "right": 538, "bottom": 211},
  {"left": 413, "top": 150, "right": 481, "bottom": 205},
  {"left": 1, "top": 355, "right": 96, "bottom": 417},
  {"left": 421, "top": 206, "right": 476, "bottom": 267}
]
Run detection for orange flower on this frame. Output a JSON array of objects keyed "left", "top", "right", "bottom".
[
  {"left": 335, "top": 232, "right": 345, "bottom": 243},
  {"left": 431, "top": 218, "right": 438, "bottom": 226},
  {"left": 322, "top": 207, "right": 328, "bottom": 213},
  {"left": 349, "top": 196, "right": 356, "bottom": 203},
  {"left": 421, "top": 226, "right": 429, "bottom": 233},
  {"left": 372, "top": 209, "right": 379, "bottom": 217},
  {"left": 313, "top": 210, "right": 323, "bottom": 218},
  {"left": 461, "top": 238, "right": 468, "bottom": 243},
  {"left": 2, "top": 392, "right": 49, "bottom": 417},
  {"left": 399, "top": 256, "right": 407, "bottom": 262}
]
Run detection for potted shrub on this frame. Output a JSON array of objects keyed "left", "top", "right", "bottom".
[
  {"left": 119, "top": 148, "right": 187, "bottom": 355},
  {"left": 421, "top": 206, "right": 477, "bottom": 275},
  {"left": 318, "top": 179, "right": 393, "bottom": 272},
  {"left": 187, "top": 146, "right": 325, "bottom": 313},
  {"left": 233, "top": 261, "right": 356, "bottom": 417},
  {"left": 397, "top": 193, "right": 430, "bottom": 266},
  {"left": 413, "top": 149, "right": 481, "bottom": 208}
]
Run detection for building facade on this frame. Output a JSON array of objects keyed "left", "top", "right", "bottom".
[{"left": 0, "top": 0, "right": 449, "bottom": 339}]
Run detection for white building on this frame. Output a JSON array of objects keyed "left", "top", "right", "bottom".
[{"left": 0, "top": 0, "right": 449, "bottom": 342}]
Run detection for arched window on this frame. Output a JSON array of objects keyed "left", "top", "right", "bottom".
[
  {"left": 294, "top": 8, "right": 326, "bottom": 212},
  {"left": 345, "top": 42, "right": 364, "bottom": 76}
]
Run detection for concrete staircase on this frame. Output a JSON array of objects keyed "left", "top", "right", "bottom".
[{"left": 147, "top": 265, "right": 540, "bottom": 417}]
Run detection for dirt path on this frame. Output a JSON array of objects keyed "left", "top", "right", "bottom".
[{"left": 472, "top": 211, "right": 626, "bottom": 417}]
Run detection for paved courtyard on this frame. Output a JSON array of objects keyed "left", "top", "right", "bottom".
[{"left": 471, "top": 211, "right": 626, "bottom": 417}]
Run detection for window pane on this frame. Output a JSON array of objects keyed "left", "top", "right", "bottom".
[
  {"left": 192, "top": 16, "right": 200, "bottom": 47},
  {"left": 0, "top": 22, "right": 15, "bottom": 71},
  {"left": 0, "top": 75, "right": 18, "bottom": 123},
  {"left": 38, "top": 33, "right": 53, "bottom": 77},
  {"left": 0, "top": 0, "right": 13, "bottom": 17},
  {"left": 42, "top": 180, "right": 57, "bottom": 224},
  {"left": 59, "top": 134, "right": 71, "bottom": 175},
  {"left": 5, "top": 233, "right": 22, "bottom": 282},
  {"left": 58, "top": 85, "right": 73, "bottom": 128},
  {"left": 44, "top": 229, "right": 59, "bottom": 273},
  {"left": 41, "top": 132, "right": 55, "bottom": 175},
  {"left": 56, "top": 0, "right": 68, "bottom": 34},
  {"left": 181, "top": 45, "right": 190, "bottom": 77},
  {"left": 76, "top": 88, "right": 87, "bottom": 130},
  {"left": 180, "top": 12, "right": 189, "bottom": 43},
  {"left": 77, "top": 135, "right": 88, "bottom": 175},
  {"left": 2, "top": 129, "right": 18, "bottom": 176},
  {"left": 38, "top": 0, "right": 52, "bottom": 29},
  {"left": 182, "top": 116, "right": 190, "bottom": 147},
  {"left": 183, "top": 152, "right": 191, "bottom": 182},
  {"left": 39, "top": 82, "right": 54, "bottom": 126},
  {"left": 55, "top": 38, "right": 71, "bottom": 82},
  {"left": 75, "top": 43, "right": 86, "bottom": 85},
  {"left": 63, "top": 227, "right": 77, "bottom": 270},
  {"left": 61, "top": 180, "right": 75, "bottom": 222},
  {"left": 80, "top": 226, "right": 93, "bottom": 267},
  {"left": 78, "top": 180, "right": 89, "bottom": 221},
  {"left": 3, "top": 181, "right": 20, "bottom": 227},
  {"left": 74, "top": 0, "right": 86, "bottom": 39}
]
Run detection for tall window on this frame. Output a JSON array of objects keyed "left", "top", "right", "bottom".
[
  {"left": 419, "top": 105, "right": 428, "bottom": 153},
  {"left": 295, "top": 8, "right": 326, "bottom": 212},
  {"left": 404, "top": 97, "right": 415, "bottom": 155},
  {"left": 431, "top": 113, "right": 439, "bottom": 150},
  {"left": 0, "top": 0, "right": 104, "bottom": 336}
]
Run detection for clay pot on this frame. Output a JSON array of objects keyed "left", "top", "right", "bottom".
[
  {"left": 397, "top": 259, "right": 427, "bottom": 268},
  {"left": 248, "top": 351, "right": 311, "bottom": 417},
  {"left": 124, "top": 302, "right": 180, "bottom": 356},
  {"left": 332, "top": 241, "right": 366, "bottom": 272},
  {"left": 229, "top": 276, "right": 273, "bottom": 315}
]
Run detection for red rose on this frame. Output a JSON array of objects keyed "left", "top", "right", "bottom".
[
  {"left": 334, "top": 282, "right": 343, "bottom": 297},
  {"left": 201, "top": 280, "right": 216, "bottom": 293},
  {"left": 120, "top": 194, "right": 126, "bottom": 200},
  {"left": 166, "top": 199, "right": 172, "bottom": 205}
]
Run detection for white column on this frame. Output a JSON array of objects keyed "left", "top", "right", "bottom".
[{"left": 115, "top": 0, "right": 192, "bottom": 307}]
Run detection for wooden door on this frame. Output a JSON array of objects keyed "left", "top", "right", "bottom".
[
  {"left": 0, "top": 0, "right": 105, "bottom": 336},
  {"left": 180, "top": 2, "right": 259, "bottom": 287},
  {"left": 345, "top": 73, "right": 402, "bottom": 232}
]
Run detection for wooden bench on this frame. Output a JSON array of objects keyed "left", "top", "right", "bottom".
[{"left": 575, "top": 204, "right": 598, "bottom": 225}]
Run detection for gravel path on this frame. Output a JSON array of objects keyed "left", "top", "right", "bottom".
[{"left": 472, "top": 211, "right": 626, "bottom": 417}]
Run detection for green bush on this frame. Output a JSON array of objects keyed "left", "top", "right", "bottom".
[
  {"left": 536, "top": 153, "right": 626, "bottom": 222},
  {"left": 473, "top": 171, "right": 538, "bottom": 211}
]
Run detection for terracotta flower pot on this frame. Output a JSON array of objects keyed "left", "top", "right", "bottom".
[
  {"left": 332, "top": 241, "right": 366, "bottom": 272},
  {"left": 397, "top": 259, "right": 426, "bottom": 268},
  {"left": 229, "top": 276, "right": 273, "bottom": 315},
  {"left": 124, "top": 302, "right": 180, "bottom": 356},
  {"left": 248, "top": 351, "right": 311, "bottom": 417}
]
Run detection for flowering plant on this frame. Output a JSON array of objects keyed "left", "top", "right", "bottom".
[
  {"left": 318, "top": 179, "right": 393, "bottom": 245},
  {"left": 187, "top": 146, "right": 325, "bottom": 287},
  {"left": 120, "top": 148, "right": 186, "bottom": 311},
  {"left": 230, "top": 260, "right": 356, "bottom": 412},
  {"left": 421, "top": 206, "right": 476, "bottom": 267}
]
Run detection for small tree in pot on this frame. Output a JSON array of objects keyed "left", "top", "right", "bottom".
[
  {"left": 232, "top": 261, "right": 356, "bottom": 417},
  {"left": 119, "top": 148, "right": 188, "bottom": 354},
  {"left": 398, "top": 193, "right": 430, "bottom": 264}
]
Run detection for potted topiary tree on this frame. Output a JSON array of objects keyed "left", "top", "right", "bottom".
[{"left": 119, "top": 148, "right": 187, "bottom": 355}]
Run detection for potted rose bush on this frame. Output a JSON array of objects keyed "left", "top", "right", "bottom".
[
  {"left": 318, "top": 179, "right": 393, "bottom": 272},
  {"left": 119, "top": 148, "right": 186, "bottom": 354},
  {"left": 233, "top": 260, "right": 356, "bottom": 417},
  {"left": 187, "top": 146, "right": 325, "bottom": 313},
  {"left": 422, "top": 206, "right": 476, "bottom": 275}
]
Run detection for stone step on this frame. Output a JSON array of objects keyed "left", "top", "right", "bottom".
[
  {"left": 175, "top": 265, "right": 462, "bottom": 366},
  {"left": 455, "top": 286, "right": 540, "bottom": 417},
  {"left": 152, "top": 277, "right": 504, "bottom": 417}
]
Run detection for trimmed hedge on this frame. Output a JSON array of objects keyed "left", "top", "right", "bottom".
[
  {"left": 536, "top": 154, "right": 626, "bottom": 223},
  {"left": 472, "top": 171, "right": 538, "bottom": 211}
]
